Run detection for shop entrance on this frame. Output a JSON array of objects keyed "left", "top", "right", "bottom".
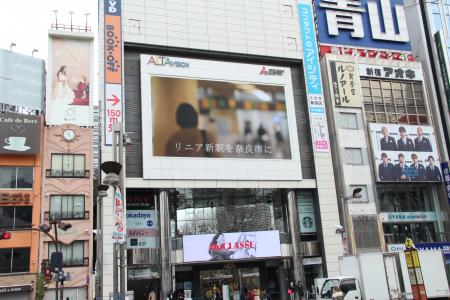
[{"left": 200, "top": 267, "right": 260, "bottom": 300}]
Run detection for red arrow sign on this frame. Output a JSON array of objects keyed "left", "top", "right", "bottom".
[{"left": 107, "top": 95, "right": 120, "bottom": 106}]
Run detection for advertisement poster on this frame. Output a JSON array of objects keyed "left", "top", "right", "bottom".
[
  {"left": 126, "top": 210, "right": 159, "bottom": 249},
  {"left": 0, "top": 113, "right": 41, "bottom": 155},
  {"left": 330, "top": 61, "right": 362, "bottom": 107},
  {"left": 113, "top": 188, "right": 125, "bottom": 243},
  {"left": 298, "top": 2, "right": 330, "bottom": 152},
  {"left": 369, "top": 123, "right": 442, "bottom": 182},
  {"left": 141, "top": 55, "right": 302, "bottom": 181},
  {"left": 104, "top": 0, "right": 123, "bottom": 145},
  {"left": 183, "top": 230, "right": 281, "bottom": 263},
  {"left": 442, "top": 162, "right": 450, "bottom": 205},
  {"left": 46, "top": 36, "right": 93, "bottom": 126}
]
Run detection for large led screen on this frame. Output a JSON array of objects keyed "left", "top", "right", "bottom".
[
  {"left": 183, "top": 230, "right": 281, "bottom": 263},
  {"left": 369, "top": 123, "right": 442, "bottom": 182},
  {"left": 140, "top": 55, "right": 302, "bottom": 180}
]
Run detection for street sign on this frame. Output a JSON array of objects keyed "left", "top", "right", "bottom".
[{"left": 405, "top": 238, "right": 415, "bottom": 249}]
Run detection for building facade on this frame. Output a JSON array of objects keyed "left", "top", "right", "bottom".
[
  {"left": 0, "top": 113, "right": 44, "bottom": 300},
  {"left": 315, "top": 0, "right": 450, "bottom": 261},
  {"left": 99, "top": 0, "right": 342, "bottom": 300},
  {"left": 39, "top": 125, "right": 94, "bottom": 300}
]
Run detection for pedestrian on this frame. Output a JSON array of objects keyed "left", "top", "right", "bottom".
[
  {"left": 148, "top": 289, "right": 156, "bottom": 300},
  {"left": 296, "top": 281, "right": 304, "bottom": 299},
  {"left": 249, "top": 288, "right": 255, "bottom": 300},
  {"left": 254, "top": 287, "right": 260, "bottom": 300},
  {"left": 331, "top": 287, "right": 344, "bottom": 300}
]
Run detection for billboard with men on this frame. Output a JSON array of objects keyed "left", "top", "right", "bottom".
[{"left": 369, "top": 123, "right": 442, "bottom": 182}]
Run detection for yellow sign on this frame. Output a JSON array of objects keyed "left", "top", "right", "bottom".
[
  {"left": 405, "top": 238, "right": 414, "bottom": 249},
  {"left": 405, "top": 251, "right": 413, "bottom": 268},
  {"left": 412, "top": 250, "right": 421, "bottom": 268}
]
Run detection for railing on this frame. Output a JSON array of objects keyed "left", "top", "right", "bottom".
[
  {"left": 42, "top": 257, "right": 89, "bottom": 268},
  {"left": 46, "top": 169, "right": 90, "bottom": 178},
  {"left": 51, "top": 24, "right": 91, "bottom": 32},
  {"left": 44, "top": 211, "right": 89, "bottom": 221}
]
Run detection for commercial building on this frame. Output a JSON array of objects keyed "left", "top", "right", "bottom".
[
  {"left": 0, "top": 48, "right": 45, "bottom": 300},
  {"left": 39, "top": 28, "right": 95, "bottom": 300},
  {"left": 0, "top": 114, "right": 44, "bottom": 299},
  {"left": 315, "top": 0, "right": 450, "bottom": 260},
  {"left": 99, "top": 0, "right": 342, "bottom": 300}
]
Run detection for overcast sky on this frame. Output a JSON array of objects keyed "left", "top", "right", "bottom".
[
  {"left": 0, "top": 0, "right": 99, "bottom": 104},
  {"left": 0, "top": 0, "right": 98, "bottom": 60}
]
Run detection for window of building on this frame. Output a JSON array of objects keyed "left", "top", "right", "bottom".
[
  {"left": 0, "top": 206, "right": 32, "bottom": 230},
  {"left": 383, "top": 222, "right": 437, "bottom": 244},
  {"left": 0, "top": 248, "right": 30, "bottom": 273},
  {"left": 48, "top": 241, "right": 84, "bottom": 267},
  {"left": 378, "top": 186, "right": 434, "bottom": 212},
  {"left": 344, "top": 148, "right": 363, "bottom": 165},
  {"left": 50, "top": 154, "right": 86, "bottom": 177},
  {"left": 0, "top": 166, "right": 33, "bottom": 189},
  {"left": 361, "top": 79, "right": 428, "bottom": 125},
  {"left": 49, "top": 195, "right": 85, "bottom": 219},
  {"left": 171, "top": 189, "right": 286, "bottom": 236},
  {"left": 340, "top": 112, "right": 359, "bottom": 129},
  {"left": 352, "top": 214, "right": 381, "bottom": 250}
]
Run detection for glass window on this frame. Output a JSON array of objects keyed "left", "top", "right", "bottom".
[
  {"left": 384, "top": 223, "right": 437, "bottom": 244},
  {"left": 0, "top": 167, "right": 33, "bottom": 189},
  {"left": 0, "top": 248, "right": 30, "bottom": 274},
  {"left": 344, "top": 148, "right": 363, "bottom": 165},
  {"left": 171, "top": 189, "right": 285, "bottom": 236},
  {"left": 340, "top": 112, "right": 358, "bottom": 129},
  {"left": 0, "top": 206, "right": 32, "bottom": 230},
  {"left": 49, "top": 195, "right": 85, "bottom": 219},
  {"left": 48, "top": 241, "right": 84, "bottom": 267},
  {"left": 360, "top": 79, "right": 429, "bottom": 125},
  {"left": 51, "top": 154, "right": 86, "bottom": 177},
  {"left": 378, "top": 188, "right": 433, "bottom": 212}
]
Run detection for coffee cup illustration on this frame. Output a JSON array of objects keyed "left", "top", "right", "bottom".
[{"left": 4, "top": 136, "right": 29, "bottom": 151}]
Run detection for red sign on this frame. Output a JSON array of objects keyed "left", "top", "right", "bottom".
[{"left": 319, "top": 45, "right": 414, "bottom": 61}]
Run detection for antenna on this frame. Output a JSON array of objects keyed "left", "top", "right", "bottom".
[{"left": 53, "top": 10, "right": 58, "bottom": 29}]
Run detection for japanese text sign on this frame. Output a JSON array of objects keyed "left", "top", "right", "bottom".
[
  {"left": 330, "top": 61, "right": 362, "bottom": 107},
  {"left": 315, "top": 0, "right": 411, "bottom": 51}
]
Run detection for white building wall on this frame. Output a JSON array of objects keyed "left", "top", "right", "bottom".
[
  {"left": 99, "top": 0, "right": 343, "bottom": 290},
  {"left": 122, "top": 0, "right": 302, "bottom": 59}
]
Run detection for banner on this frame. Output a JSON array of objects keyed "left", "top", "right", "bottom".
[
  {"left": 0, "top": 113, "right": 41, "bottom": 155},
  {"left": 442, "top": 162, "right": 450, "bottom": 205},
  {"left": 140, "top": 55, "right": 302, "bottom": 181},
  {"left": 298, "top": 2, "right": 330, "bottom": 152},
  {"left": 46, "top": 35, "right": 93, "bottom": 126},
  {"left": 330, "top": 61, "right": 362, "bottom": 107},
  {"left": 369, "top": 123, "right": 442, "bottom": 182},
  {"left": 126, "top": 210, "right": 158, "bottom": 249},
  {"left": 104, "top": 0, "right": 123, "bottom": 145},
  {"left": 183, "top": 230, "right": 281, "bottom": 263},
  {"left": 113, "top": 187, "right": 125, "bottom": 243}
]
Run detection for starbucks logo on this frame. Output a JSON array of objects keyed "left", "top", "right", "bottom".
[{"left": 302, "top": 217, "right": 313, "bottom": 229}]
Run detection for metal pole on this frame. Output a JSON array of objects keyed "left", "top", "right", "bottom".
[
  {"left": 287, "top": 191, "right": 305, "bottom": 300},
  {"left": 96, "top": 194, "right": 103, "bottom": 299},
  {"left": 112, "top": 128, "right": 118, "bottom": 298},
  {"left": 117, "top": 123, "right": 126, "bottom": 299},
  {"left": 54, "top": 222, "right": 60, "bottom": 300},
  {"left": 60, "top": 281, "right": 64, "bottom": 300}
]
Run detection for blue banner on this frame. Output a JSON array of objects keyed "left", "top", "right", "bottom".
[
  {"left": 298, "top": 2, "right": 323, "bottom": 95},
  {"left": 415, "top": 242, "right": 450, "bottom": 260},
  {"left": 105, "top": 0, "right": 121, "bottom": 16}
]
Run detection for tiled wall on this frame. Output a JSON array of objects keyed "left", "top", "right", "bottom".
[{"left": 122, "top": 0, "right": 302, "bottom": 59}]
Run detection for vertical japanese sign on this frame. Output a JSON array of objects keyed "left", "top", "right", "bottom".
[
  {"left": 435, "top": 31, "right": 450, "bottom": 112},
  {"left": 330, "top": 61, "right": 362, "bottom": 107},
  {"left": 441, "top": 162, "right": 450, "bottom": 206},
  {"left": 104, "top": 0, "right": 123, "bottom": 145},
  {"left": 404, "top": 239, "right": 427, "bottom": 300},
  {"left": 298, "top": 1, "right": 330, "bottom": 152},
  {"left": 113, "top": 187, "right": 126, "bottom": 243}
]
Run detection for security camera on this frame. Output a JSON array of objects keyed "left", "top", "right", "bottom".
[{"left": 334, "top": 225, "right": 345, "bottom": 234}]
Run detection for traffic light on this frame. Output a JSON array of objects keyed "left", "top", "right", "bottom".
[
  {"left": 44, "top": 266, "right": 53, "bottom": 281},
  {"left": 0, "top": 231, "right": 11, "bottom": 240}
]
